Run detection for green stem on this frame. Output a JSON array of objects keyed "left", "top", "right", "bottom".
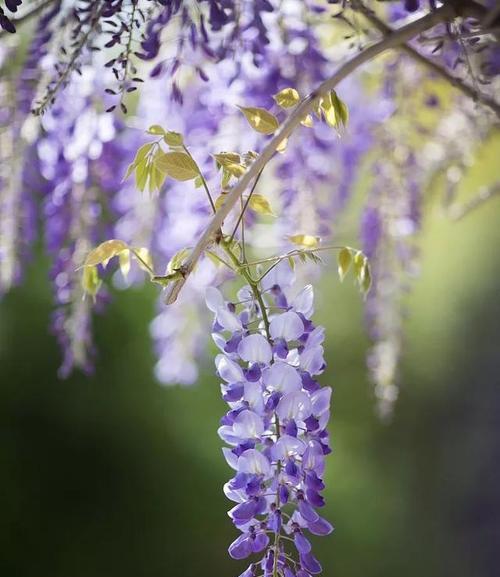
[
  {"left": 221, "top": 239, "right": 271, "bottom": 339},
  {"left": 182, "top": 145, "right": 216, "bottom": 214},
  {"left": 229, "top": 170, "right": 263, "bottom": 244}
]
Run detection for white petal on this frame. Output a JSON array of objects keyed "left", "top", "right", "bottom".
[
  {"left": 238, "top": 449, "right": 272, "bottom": 477},
  {"left": 262, "top": 362, "right": 302, "bottom": 393},
  {"left": 216, "top": 354, "right": 244, "bottom": 382},
  {"left": 276, "top": 391, "right": 312, "bottom": 422},
  {"left": 222, "top": 447, "right": 239, "bottom": 470},
  {"left": 233, "top": 410, "right": 265, "bottom": 439},
  {"left": 206, "top": 286, "right": 225, "bottom": 312},
  {"left": 217, "top": 308, "right": 243, "bottom": 331},
  {"left": 269, "top": 311, "right": 304, "bottom": 341},
  {"left": 238, "top": 333, "right": 272, "bottom": 364},
  {"left": 292, "top": 285, "right": 314, "bottom": 318},
  {"left": 311, "top": 387, "right": 332, "bottom": 416}
]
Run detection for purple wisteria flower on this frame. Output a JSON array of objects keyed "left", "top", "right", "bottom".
[{"left": 207, "top": 263, "right": 333, "bottom": 577}]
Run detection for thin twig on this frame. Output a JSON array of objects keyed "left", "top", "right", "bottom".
[
  {"left": 229, "top": 169, "right": 264, "bottom": 243},
  {"left": 163, "top": 4, "right": 456, "bottom": 305}
]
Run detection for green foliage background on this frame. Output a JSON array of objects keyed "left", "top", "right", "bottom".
[{"left": 0, "top": 137, "right": 499, "bottom": 577}]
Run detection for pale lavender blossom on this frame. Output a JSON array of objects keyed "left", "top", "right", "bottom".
[{"left": 208, "top": 263, "right": 333, "bottom": 576}]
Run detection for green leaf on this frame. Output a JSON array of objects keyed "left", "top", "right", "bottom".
[
  {"left": 237, "top": 106, "right": 280, "bottom": 135},
  {"left": 166, "top": 247, "right": 191, "bottom": 275},
  {"left": 300, "top": 114, "right": 314, "bottom": 128},
  {"left": 273, "top": 87, "right": 300, "bottom": 108},
  {"left": 119, "top": 250, "right": 131, "bottom": 278},
  {"left": 147, "top": 125, "right": 166, "bottom": 136},
  {"left": 135, "top": 160, "right": 149, "bottom": 192},
  {"left": 361, "top": 261, "right": 371, "bottom": 295},
  {"left": 331, "top": 90, "right": 349, "bottom": 128},
  {"left": 194, "top": 175, "right": 204, "bottom": 189},
  {"left": 288, "top": 256, "right": 295, "bottom": 271},
  {"left": 124, "top": 142, "right": 154, "bottom": 181},
  {"left": 276, "top": 137, "right": 288, "bottom": 153},
  {"left": 81, "top": 265, "right": 101, "bottom": 299},
  {"left": 337, "top": 247, "right": 352, "bottom": 281},
  {"left": 320, "top": 93, "right": 337, "bottom": 128},
  {"left": 248, "top": 194, "right": 275, "bottom": 216},
  {"left": 215, "top": 192, "right": 228, "bottom": 211},
  {"left": 155, "top": 152, "right": 199, "bottom": 181},
  {"left": 213, "top": 153, "right": 246, "bottom": 177},
  {"left": 164, "top": 131, "right": 184, "bottom": 147},
  {"left": 353, "top": 251, "right": 366, "bottom": 281},
  {"left": 288, "top": 235, "right": 320, "bottom": 249},
  {"left": 320, "top": 91, "right": 349, "bottom": 130},
  {"left": 131, "top": 247, "right": 154, "bottom": 274},
  {"left": 83, "top": 239, "right": 129, "bottom": 268}
]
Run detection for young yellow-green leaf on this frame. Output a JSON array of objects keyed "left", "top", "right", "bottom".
[
  {"left": 119, "top": 250, "right": 131, "bottom": 278},
  {"left": 353, "top": 251, "right": 366, "bottom": 280},
  {"left": 243, "top": 150, "right": 259, "bottom": 166},
  {"left": 237, "top": 106, "right": 279, "bottom": 135},
  {"left": 300, "top": 114, "right": 314, "bottom": 128},
  {"left": 81, "top": 265, "right": 101, "bottom": 299},
  {"left": 164, "top": 131, "right": 184, "bottom": 147},
  {"left": 166, "top": 247, "right": 191, "bottom": 275},
  {"left": 288, "top": 256, "right": 296, "bottom": 271},
  {"left": 312, "top": 97, "right": 323, "bottom": 120},
  {"left": 147, "top": 125, "right": 166, "bottom": 136},
  {"left": 361, "top": 261, "right": 371, "bottom": 295},
  {"left": 215, "top": 192, "right": 228, "bottom": 211},
  {"left": 124, "top": 142, "right": 154, "bottom": 180},
  {"left": 194, "top": 175, "right": 204, "bottom": 189},
  {"left": 221, "top": 169, "right": 232, "bottom": 188},
  {"left": 276, "top": 137, "right": 288, "bottom": 153},
  {"left": 83, "top": 239, "right": 129, "bottom": 267},
  {"left": 131, "top": 247, "right": 154, "bottom": 274},
  {"left": 213, "top": 153, "right": 246, "bottom": 177},
  {"left": 248, "top": 194, "right": 275, "bottom": 216},
  {"left": 273, "top": 87, "right": 300, "bottom": 108},
  {"left": 337, "top": 247, "right": 352, "bottom": 282},
  {"left": 331, "top": 90, "right": 349, "bottom": 128},
  {"left": 135, "top": 160, "right": 149, "bottom": 192},
  {"left": 155, "top": 152, "right": 199, "bottom": 181},
  {"left": 288, "top": 235, "right": 320, "bottom": 249},
  {"left": 320, "top": 93, "right": 338, "bottom": 128}
]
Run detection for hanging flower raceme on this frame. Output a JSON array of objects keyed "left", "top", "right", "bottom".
[{"left": 207, "top": 264, "right": 333, "bottom": 577}]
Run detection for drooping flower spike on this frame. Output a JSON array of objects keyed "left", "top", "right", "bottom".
[{"left": 207, "top": 262, "right": 333, "bottom": 576}]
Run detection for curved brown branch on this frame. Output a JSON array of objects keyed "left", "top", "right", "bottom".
[
  {"left": 353, "top": 0, "right": 500, "bottom": 117},
  {"left": 164, "top": 4, "right": 456, "bottom": 305}
]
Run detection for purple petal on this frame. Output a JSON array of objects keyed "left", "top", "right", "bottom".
[
  {"left": 229, "top": 534, "right": 252, "bottom": 559},
  {"left": 252, "top": 532, "right": 269, "bottom": 553},
  {"left": 294, "top": 532, "right": 312, "bottom": 554},
  {"left": 298, "top": 499, "right": 319, "bottom": 523},
  {"left": 300, "top": 552, "right": 322, "bottom": 575},
  {"left": 230, "top": 499, "right": 258, "bottom": 521},
  {"left": 308, "top": 516, "right": 334, "bottom": 536}
]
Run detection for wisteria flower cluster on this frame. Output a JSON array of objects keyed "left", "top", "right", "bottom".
[{"left": 208, "top": 263, "right": 333, "bottom": 577}]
